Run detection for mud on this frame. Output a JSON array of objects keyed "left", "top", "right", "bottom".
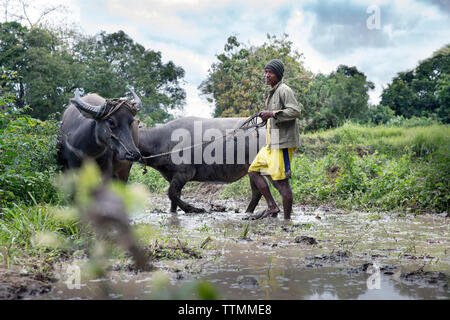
[
  {"left": 0, "top": 267, "right": 52, "bottom": 300},
  {"left": 30, "top": 190, "right": 450, "bottom": 300}
]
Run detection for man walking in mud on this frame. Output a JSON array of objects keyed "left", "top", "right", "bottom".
[{"left": 248, "top": 58, "right": 301, "bottom": 221}]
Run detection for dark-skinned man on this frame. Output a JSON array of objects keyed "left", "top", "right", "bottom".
[{"left": 248, "top": 59, "right": 301, "bottom": 221}]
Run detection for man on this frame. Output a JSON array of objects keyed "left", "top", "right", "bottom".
[{"left": 248, "top": 59, "right": 301, "bottom": 221}]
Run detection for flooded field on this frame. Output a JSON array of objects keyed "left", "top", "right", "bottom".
[{"left": 34, "top": 193, "right": 449, "bottom": 300}]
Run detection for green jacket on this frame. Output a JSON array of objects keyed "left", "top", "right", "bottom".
[{"left": 266, "top": 81, "right": 302, "bottom": 149}]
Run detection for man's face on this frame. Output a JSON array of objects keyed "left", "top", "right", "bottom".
[{"left": 264, "top": 68, "right": 279, "bottom": 87}]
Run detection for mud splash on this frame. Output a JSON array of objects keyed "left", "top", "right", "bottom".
[{"left": 34, "top": 193, "right": 449, "bottom": 300}]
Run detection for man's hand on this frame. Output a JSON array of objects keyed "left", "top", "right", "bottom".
[{"left": 258, "top": 110, "right": 274, "bottom": 121}]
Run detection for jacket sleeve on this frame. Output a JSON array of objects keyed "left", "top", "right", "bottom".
[{"left": 273, "top": 86, "right": 301, "bottom": 123}]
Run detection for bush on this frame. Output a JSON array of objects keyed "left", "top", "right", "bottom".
[
  {"left": 386, "top": 115, "right": 441, "bottom": 128},
  {"left": 0, "top": 108, "right": 62, "bottom": 207},
  {"left": 294, "top": 122, "right": 449, "bottom": 212},
  {"left": 364, "top": 104, "right": 395, "bottom": 125},
  {"left": 224, "top": 122, "right": 449, "bottom": 213}
]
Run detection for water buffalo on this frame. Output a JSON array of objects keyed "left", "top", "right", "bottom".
[
  {"left": 57, "top": 89, "right": 142, "bottom": 182},
  {"left": 138, "top": 117, "right": 266, "bottom": 213}
]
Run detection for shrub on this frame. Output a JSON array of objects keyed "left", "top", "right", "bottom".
[
  {"left": 0, "top": 112, "right": 62, "bottom": 207},
  {"left": 365, "top": 104, "right": 395, "bottom": 125}
]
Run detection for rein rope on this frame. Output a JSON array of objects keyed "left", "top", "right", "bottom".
[{"left": 140, "top": 113, "right": 266, "bottom": 161}]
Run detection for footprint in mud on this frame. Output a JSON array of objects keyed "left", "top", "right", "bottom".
[
  {"left": 304, "top": 250, "right": 351, "bottom": 267},
  {"left": 294, "top": 236, "right": 318, "bottom": 245},
  {"left": 400, "top": 270, "right": 449, "bottom": 289},
  {"left": 237, "top": 276, "right": 259, "bottom": 289}
]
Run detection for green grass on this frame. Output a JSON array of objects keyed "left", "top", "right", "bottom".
[
  {"left": 300, "top": 123, "right": 449, "bottom": 158},
  {"left": 128, "top": 164, "right": 169, "bottom": 193},
  {"left": 0, "top": 203, "right": 92, "bottom": 272}
]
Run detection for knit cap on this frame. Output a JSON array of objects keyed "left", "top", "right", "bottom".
[{"left": 265, "top": 59, "right": 284, "bottom": 80}]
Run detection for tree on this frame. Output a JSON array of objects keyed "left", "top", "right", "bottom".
[
  {"left": 381, "top": 44, "right": 450, "bottom": 123},
  {"left": 327, "top": 65, "right": 375, "bottom": 126},
  {"left": 199, "top": 34, "right": 310, "bottom": 118},
  {"left": 74, "top": 30, "right": 186, "bottom": 124},
  {"left": 300, "top": 65, "right": 375, "bottom": 131},
  {"left": 0, "top": 22, "right": 82, "bottom": 119}
]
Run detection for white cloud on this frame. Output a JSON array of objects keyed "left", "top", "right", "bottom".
[{"left": 171, "top": 83, "right": 214, "bottom": 118}]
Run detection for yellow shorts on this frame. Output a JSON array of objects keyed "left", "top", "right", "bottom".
[{"left": 248, "top": 146, "right": 295, "bottom": 180}]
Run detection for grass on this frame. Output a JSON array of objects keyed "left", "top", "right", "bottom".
[
  {"left": 0, "top": 203, "right": 92, "bottom": 279},
  {"left": 128, "top": 164, "right": 169, "bottom": 193},
  {"left": 299, "top": 123, "right": 449, "bottom": 158}
]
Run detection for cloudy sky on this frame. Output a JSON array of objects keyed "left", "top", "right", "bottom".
[{"left": 21, "top": 0, "right": 450, "bottom": 117}]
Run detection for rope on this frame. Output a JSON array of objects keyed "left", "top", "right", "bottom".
[
  {"left": 97, "top": 99, "right": 138, "bottom": 119},
  {"left": 141, "top": 113, "right": 266, "bottom": 161}
]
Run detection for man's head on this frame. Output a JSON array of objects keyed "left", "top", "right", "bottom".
[{"left": 264, "top": 59, "right": 284, "bottom": 87}]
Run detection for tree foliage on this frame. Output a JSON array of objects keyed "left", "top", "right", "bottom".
[
  {"left": 0, "top": 22, "right": 82, "bottom": 119},
  {"left": 200, "top": 35, "right": 376, "bottom": 133},
  {"left": 300, "top": 65, "right": 375, "bottom": 131},
  {"left": 0, "top": 22, "right": 186, "bottom": 122},
  {"left": 381, "top": 44, "right": 450, "bottom": 123},
  {"left": 199, "top": 34, "right": 310, "bottom": 118},
  {"left": 74, "top": 31, "right": 186, "bottom": 124}
]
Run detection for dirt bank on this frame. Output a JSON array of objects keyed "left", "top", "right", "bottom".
[{"left": 0, "top": 267, "right": 52, "bottom": 300}]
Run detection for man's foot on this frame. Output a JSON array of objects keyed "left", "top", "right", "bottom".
[{"left": 250, "top": 207, "right": 280, "bottom": 220}]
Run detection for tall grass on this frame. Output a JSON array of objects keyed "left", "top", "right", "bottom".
[
  {"left": 0, "top": 204, "right": 82, "bottom": 249},
  {"left": 300, "top": 123, "right": 449, "bottom": 158},
  {"left": 128, "top": 165, "right": 169, "bottom": 193}
]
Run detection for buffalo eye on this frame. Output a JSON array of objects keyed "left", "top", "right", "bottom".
[{"left": 107, "top": 118, "right": 116, "bottom": 128}]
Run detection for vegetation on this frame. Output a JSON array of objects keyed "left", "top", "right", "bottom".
[
  {"left": 199, "top": 34, "right": 310, "bottom": 118},
  {"left": 128, "top": 165, "right": 169, "bottom": 194},
  {"left": 381, "top": 44, "right": 449, "bottom": 123},
  {"left": 0, "top": 70, "right": 62, "bottom": 208},
  {"left": 202, "top": 35, "right": 448, "bottom": 132}
]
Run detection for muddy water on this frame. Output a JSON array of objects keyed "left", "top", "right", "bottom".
[{"left": 35, "top": 195, "right": 449, "bottom": 300}]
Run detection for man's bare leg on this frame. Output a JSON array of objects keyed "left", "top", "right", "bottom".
[
  {"left": 269, "top": 177, "right": 293, "bottom": 220},
  {"left": 248, "top": 171, "right": 280, "bottom": 219}
]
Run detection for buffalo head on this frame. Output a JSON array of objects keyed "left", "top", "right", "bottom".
[{"left": 70, "top": 89, "right": 142, "bottom": 162}]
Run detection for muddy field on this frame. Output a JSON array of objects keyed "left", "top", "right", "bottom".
[{"left": 26, "top": 187, "right": 450, "bottom": 300}]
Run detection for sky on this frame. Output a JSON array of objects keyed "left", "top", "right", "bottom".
[{"left": 12, "top": 0, "right": 450, "bottom": 117}]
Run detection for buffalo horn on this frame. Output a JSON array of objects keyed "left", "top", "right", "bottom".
[
  {"left": 129, "top": 88, "right": 142, "bottom": 111},
  {"left": 70, "top": 88, "right": 106, "bottom": 119}
]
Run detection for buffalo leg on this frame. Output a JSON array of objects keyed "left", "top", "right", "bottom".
[
  {"left": 245, "top": 176, "right": 262, "bottom": 213},
  {"left": 168, "top": 175, "right": 205, "bottom": 213},
  {"left": 114, "top": 161, "right": 133, "bottom": 182}
]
